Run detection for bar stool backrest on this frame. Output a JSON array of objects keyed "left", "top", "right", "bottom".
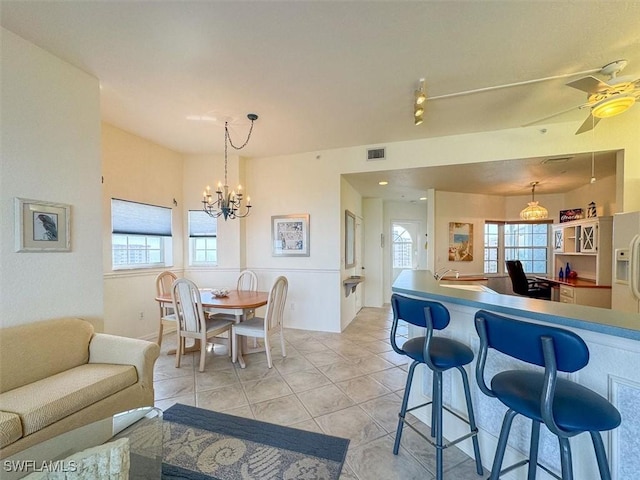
[
  {"left": 474, "top": 309, "right": 589, "bottom": 373},
  {"left": 391, "top": 294, "right": 450, "bottom": 330}
]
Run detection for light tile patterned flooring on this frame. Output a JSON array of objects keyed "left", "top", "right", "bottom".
[{"left": 153, "top": 306, "right": 485, "bottom": 480}]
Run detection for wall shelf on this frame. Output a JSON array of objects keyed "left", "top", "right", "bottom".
[{"left": 343, "top": 276, "right": 364, "bottom": 297}]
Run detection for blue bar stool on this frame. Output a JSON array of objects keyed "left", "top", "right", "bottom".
[
  {"left": 474, "top": 309, "right": 621, "bottom": 480},
  {"left": 390, "top": 294, "right": 483, "bottom": 480}
]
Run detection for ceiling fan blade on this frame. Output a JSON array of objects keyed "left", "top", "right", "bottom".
[
  {"left": 575, "top": 114, "right": 601, "bottom": 135},
  {"left": 521, "top": 105, "right": 581, "bottom": 127},
  {"left": 566, "top": 75, "right": 610, "bottom": 94}
]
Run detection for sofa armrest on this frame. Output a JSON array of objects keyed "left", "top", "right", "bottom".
[{"left": 88, "top": 334, "right": 160, "bottom": 389}]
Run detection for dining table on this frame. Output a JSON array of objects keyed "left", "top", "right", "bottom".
[{"left": 155, "top": 288, "right": 269, "bottom": 368}]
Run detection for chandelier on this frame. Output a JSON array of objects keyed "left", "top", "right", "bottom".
[
  {"left": 202, "top": 113, "right": 258, "bottom": 220},
  {"left": 520, "top": 181, "right": 548, "bottom": 221}
]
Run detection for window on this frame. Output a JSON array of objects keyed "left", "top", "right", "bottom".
[
  {"left": 484, "top": 222, "right": 500, "bottom": 273},
  {"left": 484, "top": 221, "right": 550, "bottom": 275},
  {"left": 189, "top": 210, "right": 217, "bottom": 265},
  {"left": 111, "top": 199, "right": 172, "bottom": 269},
  {"left": 392, "top": 224, "right": 413, "bottom": 268}
]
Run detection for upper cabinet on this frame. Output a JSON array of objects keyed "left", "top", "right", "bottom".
[{"left": 551, "top": 217, "right": 612, "bottom": 285}]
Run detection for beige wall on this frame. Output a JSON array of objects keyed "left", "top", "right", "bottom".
[
  {"left": 101, "top": 123, "right": 184, "bottom": 337},
  {"left": 0, "top": 29, "right": 103, "bottom": 328}
]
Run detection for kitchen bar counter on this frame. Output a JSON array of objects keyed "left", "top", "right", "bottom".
[
  {"left": 392, "top": 269, "right": 640, "bottom": 479},
  {"left": 393, "top": 269, "right": 638, "bottom": 339}
]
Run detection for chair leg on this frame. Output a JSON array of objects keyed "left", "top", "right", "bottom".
[
  {"left": 590, "top": 431, "right": 613, "bottom": 480},
  {"left": 527, "top": 420, "right": 541, "bottom": 480},
  {"left": 457, "top": 366, "right": 483, "bottom": 475},
  {"left": 431, "top": 372, "right": 437, "bottom": 438},
  {"left": 490, "top": 409, "right": 518, "bottom": 480},
  {"left": 393, "top": 360, "right": 418, "bottom": 455},
  {"left": 231, "top": 332, "right": 238, "bottom": 364},
  {"left": 264, "top": 334, "right": 273, "bottom": 368},
  {"left": 280, "top": 327, "right": 286, "bottom": 358},
  {"left": 157, "top": 321, "right": 164, "bottom": 347},
  {"left": 434, "top": 371, "right": 444, "bottom": 480},
  {"left": 198, "top": 339, "right": 206, "bottom": 372},
  {"left": 175, "top": 337, "right": 182, "bottom": 368},
  {"left": 558, "top": 437, "right": 573, "bottom": 480}
]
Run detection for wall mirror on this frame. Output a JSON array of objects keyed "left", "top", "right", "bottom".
[{"left": 345, "top": 209, "right": 356, "bottom": 268}]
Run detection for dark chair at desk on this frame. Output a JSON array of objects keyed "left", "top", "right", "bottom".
[{"left": 506, "top": 260, "right": 551, "bottom": 300}]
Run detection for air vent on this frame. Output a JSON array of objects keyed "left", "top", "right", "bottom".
[
  {"left": 541, "top": 156, "right": 573, "bottom": 165},
  {"left": 367, "top": 147, "right": 386, "bottom": 161}
]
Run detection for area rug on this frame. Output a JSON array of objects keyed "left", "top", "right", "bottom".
[{"left": 161, "top": 403, "right": 350, "bottom": 480}]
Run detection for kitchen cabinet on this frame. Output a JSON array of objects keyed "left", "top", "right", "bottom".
[{"left": 551, "top": 216, "right": 612, "bottom": 286}]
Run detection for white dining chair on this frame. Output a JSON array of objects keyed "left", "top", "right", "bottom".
[
  {"left": 208, "top": 269, "right": 259, "bottom": 321},
  {"left": 232, "top": 276, "right": 288, "bottom": 368},
  {"left": 155, "top": 270, "right": 177, "bottom": 347},
  {"left": 172, "top": 278, "right": 234, "bottom": 372}
]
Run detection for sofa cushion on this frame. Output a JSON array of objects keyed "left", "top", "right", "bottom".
[
  {"left": 0, "top": 411, "right": 22, "bottom": 448},
  {"left": 0, "top": 318, "right": 94, "bottom": 393},
  {"left": 0, "top": 363, "right": 137, "bottom": 436}
]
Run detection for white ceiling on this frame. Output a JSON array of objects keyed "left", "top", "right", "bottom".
[{"left": 1, "top": 1, "right": 638, "bottom": 198}]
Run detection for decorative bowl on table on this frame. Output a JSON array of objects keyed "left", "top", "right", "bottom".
[{"left": 211, "top": 288, "right": 230, "bottom": 298}]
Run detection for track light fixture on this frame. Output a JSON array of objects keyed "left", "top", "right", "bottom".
[{"left": 414, "top": 78, "right": 426, "bottom": 126}]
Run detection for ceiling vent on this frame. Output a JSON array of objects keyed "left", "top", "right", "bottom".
[{"left": 367, "top": 147, "right": 386, "bottom": 161}]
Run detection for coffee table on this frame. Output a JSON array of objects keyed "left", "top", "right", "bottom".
[{"left": 2, "top": 407, "right": 162, "bottom": 479}]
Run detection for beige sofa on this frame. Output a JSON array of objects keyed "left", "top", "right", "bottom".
[{"left": 0, "top": 318, "right": 160, "bottom": 458}]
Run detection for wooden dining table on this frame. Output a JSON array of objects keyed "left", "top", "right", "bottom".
[{"left": 155, "top": 289, "right": 269, "bottom": 368}]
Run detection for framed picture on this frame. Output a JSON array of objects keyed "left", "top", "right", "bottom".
[
  {"left": 272, "top": 214, "right": 310, "bottom": 257},
  {"left": 448, "top": 222, "right": 473, "bottom": 261},
  {"left": 15, "top": 198, "right": 71, "bottom": 252},
  {"left": 345, "top": 210, "right": 356, "bottom": 268}
]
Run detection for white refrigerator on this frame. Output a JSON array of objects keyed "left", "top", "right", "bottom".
[{"left": 612, "top": 211, "right": 640, "bottom": 313}]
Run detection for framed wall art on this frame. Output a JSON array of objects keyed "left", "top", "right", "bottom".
[
  {"left": 272, "top": 214, "right": 310, "bottom": 257},
  {"left": 448, "top": 222, "right": 473, "bottom": 261},
  {"left": 15, "top": 197, "right": 71, "bottom": 252}
]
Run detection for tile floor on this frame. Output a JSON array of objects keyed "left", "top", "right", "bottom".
[{"left": 153, "top": 306, "right": 486, "bottom": 480}]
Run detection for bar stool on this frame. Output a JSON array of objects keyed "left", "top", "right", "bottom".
[
  {"left": 390, "top": 294, "right": 483, "bottom": 480},
  {"left": 474, "top": 309, "right": 621, "bottom": 480}
]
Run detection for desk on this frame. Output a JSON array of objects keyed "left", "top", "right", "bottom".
[
  {"left": 535, "top": 276, "right": 611, "bottom": 308},
  {"left": 155, "top": 289, "right": 269, "bottom": 368}
]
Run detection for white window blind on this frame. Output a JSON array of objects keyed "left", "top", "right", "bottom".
[
  {"left": 189, "top": 210, "right": 217, "bottom": 237},
  {"left": 111, "top": 198, "right": 172, "bottom": 237}
]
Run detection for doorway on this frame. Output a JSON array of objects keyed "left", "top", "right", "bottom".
[{"left": 391, "top": 221, "right": 419, "bottom": 284}]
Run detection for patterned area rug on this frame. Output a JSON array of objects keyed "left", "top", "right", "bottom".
[{"left": 161, "top": 404, "right": 349, "bottom": 480}]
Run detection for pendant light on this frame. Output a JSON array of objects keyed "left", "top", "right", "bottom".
[
  {"left": 202, "top": 113, "right": 258, "bottom": 220},
  {"left": 520, "top": 182, "right": 548, "bottom": 221}
]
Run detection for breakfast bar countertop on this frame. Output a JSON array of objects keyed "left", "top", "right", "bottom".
[{"left": 392, "top": 269, "right": 640, "bottom": 341}]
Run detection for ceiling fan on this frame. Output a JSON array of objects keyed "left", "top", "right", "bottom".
[
  {"left": 419, "top": 59, "right": 639, "bottom": 134},
  {"left": 526, "top": 60, "right": 640, "bottom": 134}
]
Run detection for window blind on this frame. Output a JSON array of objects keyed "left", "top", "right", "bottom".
[
  {"left": 111, "top": 198, "right": 172, "bottom": 237},
  {"left": 189, "top": 210, "right": 217, "bottom": 237}
]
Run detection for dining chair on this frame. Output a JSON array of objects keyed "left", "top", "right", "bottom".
[
  {"left": 231, "top": 276, "right": 288, "bottom": 368},
  {"left": 474, "top": 309, "right": 621, "bottom": 479},
  {"left": 155, "top": 270, "right": 177, "bottom": 347},
  {"left": 171, "top": 278, "right": 235, "bottom": 372},
  {"left": 209, "top": 269, "right": 259, "bottom": 321}
]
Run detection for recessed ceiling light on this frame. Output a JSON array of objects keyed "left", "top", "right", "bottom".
[
  {"left": 419, "top": 197, "right": 427, "bottom": 201},
  {"left": 378, "top": 181, "right": 388, "bottom": 186}
]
